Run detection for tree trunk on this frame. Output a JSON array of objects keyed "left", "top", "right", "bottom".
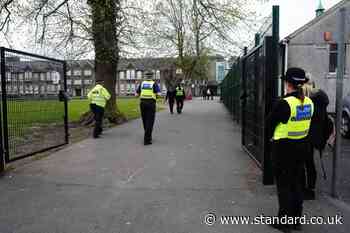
[{"left": 87, "top": 0, "right": 126, "bottom": 124}]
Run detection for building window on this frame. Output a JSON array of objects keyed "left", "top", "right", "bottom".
[
  {"left": 329, "top": 43, "right": 347, "bottom": 74},
  {"left": 84, "top": 69, "right": 92, "bottom": 76},
  {"left": 329, "top": 44, "right": 338, "bottom": 73},
  {"left": 6, "top": 72, "right": 11, "bottom": 82},
  {"left": 33, "top": 73, "right": 39, "bottom": 81},
  {"left": 18, "top": 73, "right": 24, "bottom": 81},
  {"left": 46, "top": 72, "right": 52, "bottom": 81},
  {"left": 119, "top": 71, "right": 125, "bottom": 80},
  {"left": 130, "top": 70, "right": 135, "bottom": 79},
  {"left": 137, "top": 71, "right": 142, "bottom": 79},
  {"left": 74, "top": 80, "right": 82, "bottom": 85},
  {"left": 24, "top": 72, "right": 32, "bottom": 81},
  {"left": 126, "top": 70, "right": 131, "bottom": 80},
  {"left": 84, "top": 79, "right": 92, "bottom": 85},
  {"left": 73, "top": 69, "right": 82, "bottom": 76},
  {"left": 67, "top": 70, "right": 71, "bottom": 76},
  {"left": 40, "top": 73, "right": 45, "bottom": 81}
]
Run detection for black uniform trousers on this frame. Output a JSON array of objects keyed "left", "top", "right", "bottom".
[
  {"left": 272, "top": 139, "right": 309, "bottom": 223},
  {"left": 301, "top": 145, "right": 317, "bottom": 190},
  {"left": 175, "top": 97, "right": 184, "bottom": 113},
  {"left": 168, "top": 97, "right": 175, "bottom": 114},
  {"left": 90, "top": 103, "right": 105, "bottom": 138},
  {"left": 140, "top": 99, "right": 156, "bottom": 143}
]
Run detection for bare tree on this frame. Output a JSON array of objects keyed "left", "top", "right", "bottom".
[
  {"left": 0, "top": 0, "right": 128, "bottom": 123},
  {"left": 136, "top": 0, "right": 262, "bottom": 84}
]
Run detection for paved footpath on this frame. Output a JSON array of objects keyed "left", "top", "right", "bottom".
[{"left": 0, "top": 98, "right": 349, "bottom": 233}]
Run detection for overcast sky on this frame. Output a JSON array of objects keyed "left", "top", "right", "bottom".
[{"left": 258, "top": 0, "right": 343, "bottom": 38}]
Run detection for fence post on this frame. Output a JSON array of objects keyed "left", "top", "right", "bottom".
[
  {"left": 272, "top": 5, "right": 280, "bottom": 98},
  {"left": 241, "top": 47, "right": 248, "bottom": 146},
  {"left": 332, "top": 7, "right": 346, "bottom": 198},
  {"left": 0, "top": 47, "right": 4, "bottom": 173},
  {"left": 63, "top": 61, "right": 69, "bottom": 144},
  {"left": 0, "top": 47, "right": 9, "bottom": 168}
]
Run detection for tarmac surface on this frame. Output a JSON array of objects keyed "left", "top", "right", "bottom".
[{"left": 0, "top": 98, "right": 349, "bottom": 233}]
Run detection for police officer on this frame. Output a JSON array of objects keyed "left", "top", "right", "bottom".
[
  {"left": 136, "top": 71, "right": 161, "bottom": 145},
  {"left": 87, "top": 80, "right": 111, "bottom": 138},
  {"left": 269, "top": 67, "right": 314, "bottom": 232},
  {"left": 175, "top": 83, "right": 185, "bottom": 114}
]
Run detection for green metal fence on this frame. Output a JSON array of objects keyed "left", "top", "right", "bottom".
[{"left": 221, "top": 58, "right": 241, "bottom": 123}]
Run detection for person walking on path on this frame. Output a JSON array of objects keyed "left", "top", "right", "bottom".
[
  {"left": 210, "top": 87, "right": 214, "bottom": 100},
  {"left": 301, "top": 76, "right": 331, "bottom": 200},
  {"left": 165, "top": 88, "right": 176, "bottom": 114},
  {"left": 175, "top": 83, "right": 186, "bottom": 114},
  {"left": 206, "top": 88, "right": 211, "bottom": 100},
  {"left": 202, "top": 87, "right": 207, "bottom": 100},
  {"left": 136, "top": 71, "right": 161, "bottom": 145},
  {"left": 87, "top": 80, "right": 111, "bottom": 138},
  {"left": 269, "top": 67, "right": 314, "bottom": 232}
]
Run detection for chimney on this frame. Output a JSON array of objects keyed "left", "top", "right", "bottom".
[{"left": 316, "top": 0, "right": 325, "bottom": 17}]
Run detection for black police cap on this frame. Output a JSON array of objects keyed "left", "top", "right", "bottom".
[{"left": 282, "top": 67, "right": 309, "bottom": 85}]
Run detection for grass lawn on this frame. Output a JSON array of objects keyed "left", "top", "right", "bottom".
[
  {"left": 6, "top": 97, "right": 164, "bottom": 142},
  {"left": 69, "top": 97, "right": 164, "bottom": 122},
  {"left": 5, "top": 97, "right": 164, "bottom": 159},
  {"left": 6, "top": 97, "right": 164, "bottom": 126}
]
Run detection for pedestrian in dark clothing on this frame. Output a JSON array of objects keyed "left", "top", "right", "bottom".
[
  {"left": 269, "top": 67, "right": 314, "bottom": 232},
  {"left": 136, "top": 72, "right": 161, "bottom": 145},
  {"left": 175, "top": 84, "right": 186, "bottom": 114},
  {"left": 202, "top": 88, "right": 207, "bottom": 100},
  {"left": 301, "top": 79, "right": 330, "bottom": 200},
  {"left": 165, "top": 89, "right": 176, "bottom": 114}
]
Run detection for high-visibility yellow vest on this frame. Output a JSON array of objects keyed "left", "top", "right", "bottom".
[
  {"left": 176, "top": 87, "right": 184, "bottom": 97},
  {"left": 273, "top": 96, "right": 314, "bottom": 140},
  {"left": 140, "top": 80, "right": 156, "bottom": 100},
  {"left": 87, "top": 84, "right": 111, "bottom": 108}
]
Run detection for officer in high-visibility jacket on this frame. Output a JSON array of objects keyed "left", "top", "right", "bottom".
[
  {"left": 136, "top": 71, "right": 161, "bottom": 145},
  {"left": 269, "top": 67, "right": 314, "bottom": 232},
  {"left": 175, "top": 83, "right": 185, "bottom": 114},
  {"left": 87, "top": 80, "right": 111, "bottom": 138}
]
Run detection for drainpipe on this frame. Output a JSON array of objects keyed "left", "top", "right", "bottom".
[{"left": 281, "top": 38, "right": 289, "bottom": 95}]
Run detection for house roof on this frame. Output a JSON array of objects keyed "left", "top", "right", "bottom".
[
  {"left": 7, "top": 60, "right": 63, "bottom": 73},
  {"left": 6, "top": 55, "right": 224, "bottom": 74},
  {"left": 117, "top": 57, "right": 176, "bottom": 71},
  {"left": 284, "top": 0, "right": 348, "bottom": 40},
  {"left": 66, "top": 59, "right": 94, "bottom": 69}
]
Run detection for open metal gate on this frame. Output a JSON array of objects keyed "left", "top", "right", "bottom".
[{"left": 0, "top": 47, "right": 68, "bottom": 164}]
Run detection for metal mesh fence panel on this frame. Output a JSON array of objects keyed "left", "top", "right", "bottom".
[{"left": 0, "top": 47, "right": 68, "bottom": 162}]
